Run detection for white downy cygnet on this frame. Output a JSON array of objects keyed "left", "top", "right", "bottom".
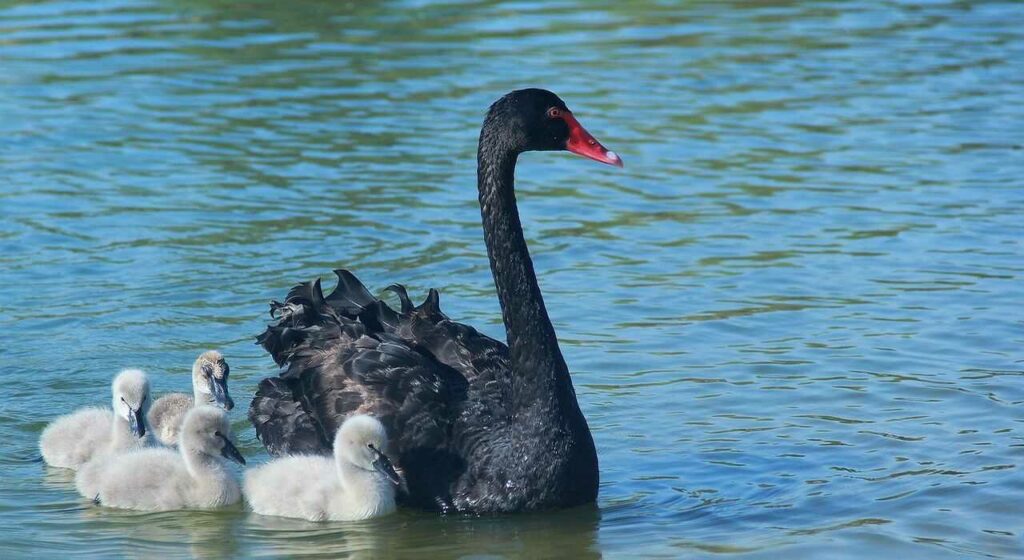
[
  {"left": 148, "top": 350, "right": 233, "bottom": 446},
  {"left": 244, "top": 415, "right": 401, "bottom": 522},
  {"left": 91, "top": 406, "right": 245, "bottom": 511},
  {"left": 40, "top": 369, "right": 153, "bottom": 470}
]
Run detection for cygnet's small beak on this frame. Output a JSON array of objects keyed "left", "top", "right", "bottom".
[
  {"left": 208, "top": 376, "right": 234, "bottom": 411},
  {"left": 371, "top": 448, "right": 402, "bottom": 486},
  {"left": 128, "top": 406, "right": 146, "bottom": 439},
  {"left": 218, "top": 434, "right": 246, "bottom": 465}
]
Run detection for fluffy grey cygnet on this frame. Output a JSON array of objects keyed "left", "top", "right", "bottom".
[
  {"left": 148, "top": 350, "right": 233, "bottom": 446},
  {"left": 244, "top": 415, "right": 401, "bottom": 521},
  {"left": 40, "top": 368, "right": 152, "bottom": 470},
  {"left": 91, "top": 406, "right": 245, "bottom": 511}
]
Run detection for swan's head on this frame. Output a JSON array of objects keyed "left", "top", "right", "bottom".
[
  {"left": 485, "top": 88, "right": 623, "bottom": 167},
  {"left": 334, "top": 415, "right": 401, "bottom": 486},
  {"left": 192, "top": 350, "right": 233, "bottom": 411},
  {"left": 111, "top": 369, "right": 150, "bottom": 439},
  {"left": 180, "top": 406, "right": 245, "bottom": 465}
]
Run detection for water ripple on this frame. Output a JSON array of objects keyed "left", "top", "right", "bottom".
[{"left": 2, "top": 0, "right": 1023, "bottom": 558}]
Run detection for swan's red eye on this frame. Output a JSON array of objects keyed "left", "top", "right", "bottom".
[{"left": 547, "top": 107, "right": 561, "bottom": 119}]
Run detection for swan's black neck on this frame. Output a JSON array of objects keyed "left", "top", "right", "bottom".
[{"left": 476, "top": 121, "right": 576, "bottom": 410}]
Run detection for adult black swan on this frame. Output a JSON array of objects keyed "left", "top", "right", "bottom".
[{"left": 250, "top": 88, "right": 622, "bottom": 514}]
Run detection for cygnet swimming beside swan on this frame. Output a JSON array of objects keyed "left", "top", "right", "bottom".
[
  {"left": 244, "top": 415, "right": 400, "bottom": 521},
  {"left": 40, "top": 369, "right": 153, "bottom": 470},
  {"left": 90, "top": 406, "right": 245, "bottom": 511},
  {"left": 148, "top": 350, "right": 233, "bottom": 446}
]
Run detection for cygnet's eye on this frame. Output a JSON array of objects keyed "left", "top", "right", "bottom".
[
  {"left": 547, "top": 107, "right": 561, "bottom": 119},
  {"left": 202, "top": 364, "right": 214, "bottom": 377}
]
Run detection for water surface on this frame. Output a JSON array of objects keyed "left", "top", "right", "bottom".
[{"left": 1, "top": 0, "right": 1022, "bottom": 558}]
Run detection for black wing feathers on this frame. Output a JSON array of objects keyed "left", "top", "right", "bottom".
[
  {"left": 250, "top": 269, "right": 514, "bottom": 509},
  {"left": 325, "top": 269, "right": 376, "bottom": 315},
  {"left": 249, "top": 376, "right": 330, "bottom": 455}
]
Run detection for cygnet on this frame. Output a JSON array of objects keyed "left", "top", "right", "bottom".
[
  {"left": 91, "top": 406, "right": 245, "bottom": 511},
  {"left": 244, "top": 415, "right": 400, "bottom": 521},
  {"left": 40, "top": 368, "right": 152, "bottom": 470},
  {"left": 148, "top": 350, "right": 233, "bottom": 446}
]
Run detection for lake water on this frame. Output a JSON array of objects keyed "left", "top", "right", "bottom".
[{"left": 1, "top": 0, "right": 1022, "bottom": 558}]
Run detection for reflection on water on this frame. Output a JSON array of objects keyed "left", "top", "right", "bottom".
[
  {"left": 75, "top": 508, "right": 242, "bottom": 559},
  {"left": 243, "top": 507, "right": 601, "bottom": 559},
  {"left": 1, "top": 0, "right": 1022, "bottom": 557}
]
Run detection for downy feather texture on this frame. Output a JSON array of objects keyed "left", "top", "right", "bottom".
[
  {"left": 41, "top": 369, "right": 153, "bottom": 471},
  {"left": 90, "top": 406, "right": 245, "bottom": 511},
  {"left": 148, "top": 351, "right": 233, "bottom": 446},
  {"left": 244, "top": 415, "right": 399, "bottom": 521}
]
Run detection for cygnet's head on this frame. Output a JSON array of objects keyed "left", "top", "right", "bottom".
[
  {"left": 334, "top": 415, "right": 401, "bottom": 485},
  {"left": 180, "top": 406, "right": 245, "bottom": 465},
  {"left": 192, "top": 350, "right": 233, "bottom": 411},
  {"left": 111, "top": 369, "right": 150, "bottom": 439}
]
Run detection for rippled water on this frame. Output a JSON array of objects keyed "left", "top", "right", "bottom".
[{"left": 2, "top": 0, "right": 1022, "bottom": 557}]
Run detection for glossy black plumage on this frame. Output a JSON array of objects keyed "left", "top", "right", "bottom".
[{"left": 250, "top": 89, "right": 607, "bottom": 513}]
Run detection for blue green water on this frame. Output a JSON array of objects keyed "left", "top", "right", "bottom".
[{"left": 2, "top": 0, "right": 1022, "bottom": 558}]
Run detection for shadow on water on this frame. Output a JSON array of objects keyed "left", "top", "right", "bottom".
[
  {"left": 242, "top": 506, "right": 602, "bottom": 559},
  {"left": 71, "top": 503, "right": 602, "bottom": 559}
]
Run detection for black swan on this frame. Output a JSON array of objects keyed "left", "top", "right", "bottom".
[{"left": 250, "top": 88, "right": 622, "bottom": 513}]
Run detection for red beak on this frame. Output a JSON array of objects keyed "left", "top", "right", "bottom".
[{"left": 562, "top": 111, "right": 624, "bottom": 167}]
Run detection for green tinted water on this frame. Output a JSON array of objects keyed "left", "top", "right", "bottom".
[{"left": 1, "top": 0, "right": 1022, "bottom": 558}]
